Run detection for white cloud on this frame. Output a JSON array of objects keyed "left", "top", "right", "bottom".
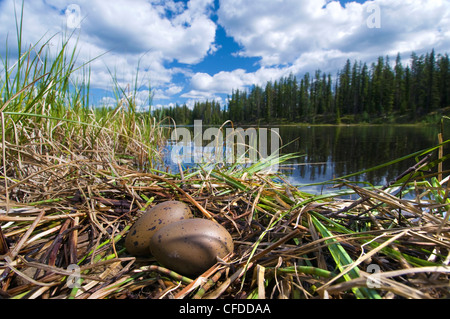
[
  {"left": 99, "top": 96, "right": 117, "bottom": 108},
  {"left": 181, "top": 89, "right": 218, "bottom": 100},
  {"left": 165, "top": 84, "right": 183, "bottom": 96},
  {"left": 180, "top": 0, "right": 448, "bottom": 99},
  {"left": 218, "top": 0, "right": 449, "bottom": 68},
  {"left": 154, "top": 84, "right": 184, "bottom": 100},
  {"left": 63, "top": 0, "right": 217, "bottom": 64},
  {"left": 184, "top": 65, "right": 296, "bottom": 100},
  {"left": 190, "top": 70, "right": 249, "bottom": 93},
  {"left": 0, "top": 0, "right": 217, "bottom": 99}
]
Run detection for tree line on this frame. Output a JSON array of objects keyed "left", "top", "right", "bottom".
[
  {"left": 154, "top": 100, "right": 224, "bottom": 125},
  {"left": 154, "top": 49, "right": 450, "bottom": 124}
]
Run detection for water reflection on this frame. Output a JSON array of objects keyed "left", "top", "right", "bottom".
[
  {"left": 162, "top": 124, "right": 448, "bottom": 194},
  {"left": 278, "top": 125, "right": 446, "bottom": 190}
]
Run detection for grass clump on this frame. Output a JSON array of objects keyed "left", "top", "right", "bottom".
[
  {"left": 0, "top": 10, "right": 165, "bottom": 207},
  {"left": 1, "top": 121, "right": 450, "bottom": 299}
]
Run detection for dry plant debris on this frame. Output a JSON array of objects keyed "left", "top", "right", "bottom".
[{"left": 1, "top": 131, "right": 450, "bottom": 299}]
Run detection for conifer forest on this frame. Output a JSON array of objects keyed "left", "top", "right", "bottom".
[{"left": 155, "top": 50, "right": 450, "bottom": 125}]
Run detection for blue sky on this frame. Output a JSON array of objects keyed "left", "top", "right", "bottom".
[{"left": 1, "top": 0, "right": 449, "bottom": 110}]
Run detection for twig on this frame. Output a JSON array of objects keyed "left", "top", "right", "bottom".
[
  {"left": 192, "top": 267, "right": 228, "bottom": 299},
  {"left": 318, "top": 230, "right": 409, "bottom": 292},
  {"left": 69, "top": 217, "right": 79, "bottom": 265},
  {"left": 241, "top": 229, "right": 301, "bottom": 265},
  {"left": 148, "top": 173, "right": 216, "bottom": 221},
  {"left": 9, "top": 209, "right": 46, "bottom": 259},
  {"left": 1, "top": 111, "right": 9, "bottom": 213},
  {"left": 174, "top": 253, "right": 233, "bottom": 299},
  {"left": 3, "top": 256, "right": 55, "bottom": 287},
  {"left": 326, "top": 272, "right": 431, "bottom": 299},
  {"left": 334, "top": 154, "right": 433, "bottom": 217},
  {"left": 204, "top": 262, "right": 254, "bottom": 299},
  {"left": 0, "top": 212, "right": 85, "bottom": 222}
]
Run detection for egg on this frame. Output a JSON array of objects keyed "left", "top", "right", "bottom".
[
  {"left": 149, "top": 218, "right": 234, "bottom": 277},
  {"left": 125, "top": 201, "right": 193, "bottom": 256}
]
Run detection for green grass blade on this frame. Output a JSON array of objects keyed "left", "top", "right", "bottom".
[
  {"left": 330, "top": 139, "right": 450, "bottom": 182},
  {"left": 310, "top": 214, "right": 381, "bottom": 299}
]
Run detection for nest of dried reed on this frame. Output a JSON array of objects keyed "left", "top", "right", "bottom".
[{"left": 1, "top": 124, "right": 449, "bottom": 300}]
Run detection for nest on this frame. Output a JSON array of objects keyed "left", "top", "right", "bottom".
[{"left": 1, "top": 127, "right": 450, "bottom": 299}]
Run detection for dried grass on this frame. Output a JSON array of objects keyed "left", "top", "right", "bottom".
[{"left": 1, "top": 126, "right": 449, "bottom": 299}]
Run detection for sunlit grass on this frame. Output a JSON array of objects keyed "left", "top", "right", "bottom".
[{"left": 0, "top": 6, "right": 165, "bottom": 175}]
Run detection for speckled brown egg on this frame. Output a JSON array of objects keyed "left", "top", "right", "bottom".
[
  {"left": 149, "top": 218, "right": 234, "bottom": 277},
  {"left": 125, "top": 201, "right": 193, "bottom": 256}
]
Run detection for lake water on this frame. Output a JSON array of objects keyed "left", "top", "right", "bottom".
[
  {"left": 162, "top": 124, "right": 449, "bottom": 195},
  {"left": 276, "top": 125, "right": 448, "bottom": 194}
]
